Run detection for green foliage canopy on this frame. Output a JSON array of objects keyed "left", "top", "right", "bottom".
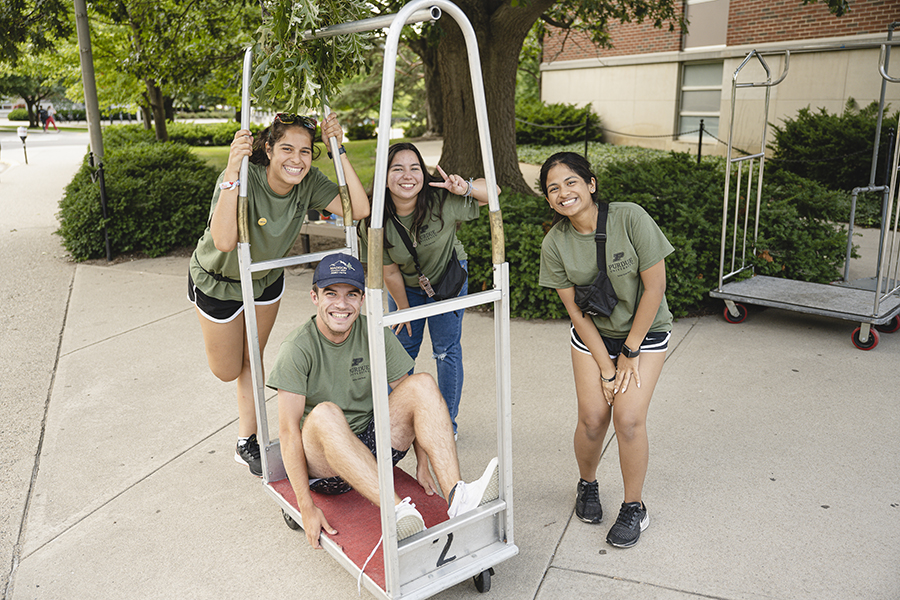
[{"left": 253, "top": 0, "right": 373, "bottom": 113}]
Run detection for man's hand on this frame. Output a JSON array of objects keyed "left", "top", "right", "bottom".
[
  {"left": 300, "top": 504, "right": 337, "bottom": 549},
  {"left": 416, "top": 460, "right": 439, "bottom": 496}
]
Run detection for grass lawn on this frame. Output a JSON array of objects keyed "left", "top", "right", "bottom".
[{"left": 192, "top": 137, "right": 407, "bottom": 189}]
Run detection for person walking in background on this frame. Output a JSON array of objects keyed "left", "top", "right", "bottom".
[
  {"left": 357, "top": 142, "right": 499, "bottom": 439},
  {"left": 187, "top": 112, "right": 370, "bottom": 477},
  {"left": 538, "top": 152, "right": 673, "bottom": 548},
  {"left": 38, "top": 105, "right": 48, "bottom": 132},
  {"left": 44, "top": 104, "right": 59, "bottom": 132}
]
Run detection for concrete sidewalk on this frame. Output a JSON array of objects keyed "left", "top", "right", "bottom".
[{"left": 1, "top": 132, "right": 898, "bottom": 600}]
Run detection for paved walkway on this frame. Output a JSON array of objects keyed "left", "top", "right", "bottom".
[{"left": 1, "top": 131, "right": 898, "bottom": 600}]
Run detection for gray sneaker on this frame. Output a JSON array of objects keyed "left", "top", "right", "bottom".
[
  {"left": 606, "top": 501, "right": 649, "bottom": 548},
  {"left": 575, "top": 479, "right": 603, "bottom": 523}
]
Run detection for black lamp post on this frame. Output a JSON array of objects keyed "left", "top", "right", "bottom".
[{"left": 17, "top": 126, "right": 28, "bottom": 165}]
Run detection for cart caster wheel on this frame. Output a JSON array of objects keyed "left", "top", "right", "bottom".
[
  {"left": 851, "top": 327, "right": 879, "bottom": 350},
  {"left": 473, "top": 567, "right": 494, "bottom": 593},
  {"left": 875, "top": 315, "right": 900, "bottom": 333},
  {"left": 723, "top": 303, "right": 748, "bottom": 324},
  {"left": 282, "top": 509, "right": 301, "bottom": 530}
]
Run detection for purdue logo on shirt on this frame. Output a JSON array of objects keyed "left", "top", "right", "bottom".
[
  {"left": 350, "top": 356, "right": 369, "bottom": 379},
  {"left": 608, "top": 250, "right": 635, "bottom": 275}
]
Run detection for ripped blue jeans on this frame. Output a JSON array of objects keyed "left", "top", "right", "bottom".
[{"left": 387, "top": 260, "right": 467, "bottom": 433}]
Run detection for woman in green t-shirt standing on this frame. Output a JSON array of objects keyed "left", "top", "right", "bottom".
[
  {"left": 538, "top": 152, "right": 674, "bottom": 549},
  {"left": 358, "top": 142, "right": 498, "bottom": 438},
  {"left": 188, "top": 113, "right": 370, "bottom": 477}
]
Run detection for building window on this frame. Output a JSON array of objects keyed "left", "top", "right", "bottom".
[
  {"left": 678, "top": 62, "right": 722, "bottom": 141},
  {"left": 683, "top": 0, "right": 728, "bottom": 50}
]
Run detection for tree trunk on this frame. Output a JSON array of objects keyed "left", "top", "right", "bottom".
[
  {"left": 145, "top": 79, "right": 169, "bottom": 141},
  {"left": 164, "top": 96, "right": 175, "bottom": 121},
  {"left": 434, "top": 0, "right": 552, "bottom": 195},
  {"left": 410, "top": 38, "right": 443, "bottom": 137},
  {"left": 25, "top": 101, "right": 38, "bottom": 128},
  {"left": 139, "top": 100, "right": 153, "bottom": 129}
]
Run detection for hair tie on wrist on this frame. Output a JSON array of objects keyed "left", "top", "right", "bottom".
[{"left": 464, "top": 177, "right": 474, "bottom": 197}]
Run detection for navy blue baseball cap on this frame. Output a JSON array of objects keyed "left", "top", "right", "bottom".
[{"left": 313, "top": 253, "right": 365, "bottom": 291}]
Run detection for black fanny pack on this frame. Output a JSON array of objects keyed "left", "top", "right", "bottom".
[{"left": 573, "top": 202, "right": 618, "bottom": 317}]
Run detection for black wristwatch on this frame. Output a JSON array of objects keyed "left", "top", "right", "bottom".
[{"left": 620, "top": 343, "right": 640, "bottom": 358}]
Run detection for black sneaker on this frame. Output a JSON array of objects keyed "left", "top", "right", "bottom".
[
  {"left": 606, "top": 501, "right": 649, "bottom": 548},
  {"left": 235, "top": 434, "right": 262, "bottom": 477},
  {"left": 575, "top": 479, "right": 603, "bottom": 523}
]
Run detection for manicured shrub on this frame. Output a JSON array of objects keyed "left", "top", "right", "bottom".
[
  {"left": 458, "top": 193, "right": 567, "bottom": 320},
  {"left": 347, "top": 122, "right": 376, "bottom": 140},
  {"left": 515, "top": 100, "right": 602, "bottom": 146},
  {"left": 768, "top": 98, "right": 899, "bottom": 226},
  {"left": 7, "top": 108, "right": 28, "bottom": 121},
  {"left": 402, "top": 120, "right": 427, "bottom": 138},
  {"left": 57, "top": 142, "right": 218, "bottom": 260},
  {"left": 103, "top": 121, "right": 266, "bottom": 147}
]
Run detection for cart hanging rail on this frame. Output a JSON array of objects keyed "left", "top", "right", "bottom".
[
  {"left": 710, "top": 36, "right": 900, "bottom": 350},
  {"left": 235, "top": 2, "right": 518, "bottom": 599}
]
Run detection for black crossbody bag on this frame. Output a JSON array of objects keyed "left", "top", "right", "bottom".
[
  {"left": 389, "top": 214, "right": 467, "bottom": 301},
  {"left": 573, "top": 202, "right": 619, "bottom": 317}
]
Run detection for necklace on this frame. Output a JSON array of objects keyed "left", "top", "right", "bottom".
[{"left": 395, "top": 215, "right": 417, "bottom": 247}]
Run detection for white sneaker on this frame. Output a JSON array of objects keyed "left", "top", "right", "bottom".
[
  {"left": 447, "top": 457, "right": 499, "bottom": 519},
  {"left": 395, "top": 497, "right": 425, "bottom": 540}
]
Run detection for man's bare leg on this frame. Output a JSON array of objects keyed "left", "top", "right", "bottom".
[{"left": 388, "top": 373, "right": 461, "bottom": 496}]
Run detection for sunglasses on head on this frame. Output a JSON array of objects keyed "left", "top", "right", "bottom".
[{"left": 274, "top": 113, "right": 317, "bottom": 131}]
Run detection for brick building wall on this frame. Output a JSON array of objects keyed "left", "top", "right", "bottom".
[
  {"left": 543, "top": 0, "right": 899, "bottom": 63},
  {"left": 543, "top": 11, "right": 683, "bottom": 63},
  {"left": 728, "top": 0, "right": 899, "bottom": 45}
]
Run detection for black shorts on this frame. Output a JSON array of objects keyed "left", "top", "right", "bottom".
[
  {"left": 570, "top": 326, "right": 670, "bottom": 359},
  {"left": 308, "top": 419, "right": 409, "bottom": 495},
  {"left": 187, "top": 272, "right": 285, "bottom": 324}
]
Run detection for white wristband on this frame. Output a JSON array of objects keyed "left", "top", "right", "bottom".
[{"left": 219, "top": 180, "right": 239, "bottom": 191}]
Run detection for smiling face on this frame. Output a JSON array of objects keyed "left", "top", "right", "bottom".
[
  {"left": 543, "top": 163, "right": 597, "bottom": 219},
  {"left": 387, "top": 150, "right": 425, "bottom": 205},
  {"left": 311, "top": 283, "right": 364, "bottom": 343},
  {"left": 265, "top": 126, "right": 314, "bottom": 195}
]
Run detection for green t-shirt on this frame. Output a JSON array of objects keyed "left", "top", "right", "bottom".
[
  {"left": 539, "top": 202, "right": 674, "bottom": 338},
  {"left": 266, "top": 315, "right": 416, "bottom": 435},
  {"left": 358, "top": 195, "right": 481, "bottom": 288},
  {"left": 189, "top": 161, "right": 338, "bottom": 301}
]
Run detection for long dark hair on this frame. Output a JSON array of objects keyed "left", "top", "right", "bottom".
[
  {"left": 249, "top": 116, "right": 321, "bottom": 165},
  {"left": 539, "top": 151, "right": 601, "bottom": 226},
  {"left": 360, "top": 142, "right": 447, "bottom": 247}
]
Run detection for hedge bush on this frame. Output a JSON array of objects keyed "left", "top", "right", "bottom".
[
  {"left": 515, "top": 100, "right": 602, "bottom": 146},
  {"left": 103, "top": 121, "right": 267, "bottom": 147},
  {"left": 7, "top": 108, "right": 28, "bottom": 121},
  {"left": 347, "top": 122, "right": 376, "bottom": 140},
  {"left": 57, "top": 142, "right": 218, "bottom": 260},
  {"left": 459, "top": 152, "right": 851, "bottom": 319},
  {"left": 768, "top": 99, "right": 899, "bottom": 226}
]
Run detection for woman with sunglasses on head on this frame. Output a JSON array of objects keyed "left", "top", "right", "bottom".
[
  {"left": 358, "top": 142, "right": 499, "bottom": 439},
  {"left": 538, "top": 152, "right": 673, "bottom": 549},
  {"left": 188, "top": 112, "right": 370, "bottom": 477}
]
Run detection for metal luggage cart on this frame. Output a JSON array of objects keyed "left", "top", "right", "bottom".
[
  {"left": 710, "top": 37, "right": 900, "bottom": 350},
  {"left": 234, "top": 2, "right": 517, "bottom": 598}
]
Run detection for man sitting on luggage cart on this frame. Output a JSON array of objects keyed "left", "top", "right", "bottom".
[{"left": 268, "top": 253, "right": 499, "bottom": 549}]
